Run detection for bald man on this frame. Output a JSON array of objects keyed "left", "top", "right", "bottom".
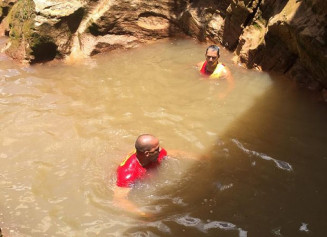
[
  {"left": 116, "top": 134, "right": 167, "bottom": 187},
  {"left": 113, "top": 134, "right": 167, "bottom": 216}
]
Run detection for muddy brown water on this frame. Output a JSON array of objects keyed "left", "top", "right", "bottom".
[{"left": 0, "top": 37, "right": 326, "bottom": 236}]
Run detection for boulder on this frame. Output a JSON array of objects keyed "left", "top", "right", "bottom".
[
  {"left": 0, "top": 0, "right": 17, "bottom": 36},
  {"left": 0, "top": 0, "right": 17, "bottom": 23},
  {"left": 74, "top": 0, "right": 188, "bottom": 58},
  {"left": 5, "top": 0, "right": 84, "bottom": 63},
  {"left": 235, "top": 0, "right": 327, "bottom": 88},
  {"left": 4, "top": 0, "right": 190, "bottom": 62}
]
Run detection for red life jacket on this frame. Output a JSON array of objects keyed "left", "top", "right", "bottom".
[
  {"left": 200, "top": 61, "right": 226, "bottom": 79},
  {"left": 200, "top": 61, "right": 209, "bottom": 75},
  {"left": 116, "top": 148, "right": 167, "bottom": 187}
]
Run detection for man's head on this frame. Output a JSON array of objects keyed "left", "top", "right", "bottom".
[
  {"left": 205, "top": 45, "right": 220, "bottom": 68},
  {"left": 135, "top": 134, "right": 160, "bottom": 167}
]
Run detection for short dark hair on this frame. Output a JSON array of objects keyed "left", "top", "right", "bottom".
[{"left": 206, "top": 45, "right": 220, "bottom": 56}]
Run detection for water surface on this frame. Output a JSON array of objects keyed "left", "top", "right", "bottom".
[{"left": 0, "top": 37, "right": 326, "bottom": 236}]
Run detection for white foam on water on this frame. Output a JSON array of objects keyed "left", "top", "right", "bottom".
[
  {"left": 173, "top": 213, "right": 248, "bottom": 235},
  {"left": 299, "top": 222, "right": 309, "bottom": 232},
  {"left": 232, "top": 138, "right": 293, "bottom": 172},
  {"left": 203, "top": 221, "right": 236, "bottom": 230},
  {"left": 176, "top": 214, "right": 201, "bottom": 227}
]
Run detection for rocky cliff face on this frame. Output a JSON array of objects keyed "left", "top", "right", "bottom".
[
  {"left": 1, "top": 0, "right": 85, "bottom": 62},
  {"left": 183, "top": 0, "right": 327, "bottom": 92},
  {"left": 0, "top": 0, "right": 326, "bottom": 93},
  {"left": 235, "top": 0, "right": 327, "bottom": 90},
  {"left": 0, "top": 0, "right": 188, "bottom": 62}
]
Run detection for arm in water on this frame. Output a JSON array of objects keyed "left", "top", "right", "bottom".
[
  {"left": 113, "top": 186, "right": 149, "bottom": 217},
  {"left": 113, "top": 149, "right": 205, "bottom": 217},
  {"left": 113, "top": 134, "right": 163, "bottom": 217},
  {"left": 218, "top": 66, "right": 235, "bottom": 99}
]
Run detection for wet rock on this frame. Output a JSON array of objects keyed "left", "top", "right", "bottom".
[
  {"left": 287, "top": 60, "right": 323, "bottom": 91},
  {"left": 68, "top": 0, "right": 189, "bottom": 60},
  {"left": 3, "top": 0, "right": 191, "bottom": 62},
  {"left": 179, "top": 9, "right": 204, "bottom": 41},
  {"left": 82, "top": 0, "right": 187, "bottom": 50},
  {"left": 4, "top": 0, "right": 84, "bottom": 63},
  {"left": 0, "top": 0, "right": 17, "bottom": 36},
  {"left": 0, "top": 0, "right": 17, "bottom": 22},
  {"left": 81, "top": 34, "right": 139, "bottom": 56},
  {"left": 223, "top": 0, "right": 258, "bottom": 50},
  {"left": 234, "top": 0, "right": 327, "bottom": 89},
  {"left": 179, "top": 0, "right": 230, "bottom": 43}
]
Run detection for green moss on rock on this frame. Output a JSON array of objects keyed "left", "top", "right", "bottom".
[
  {"left": 7, "top": 0, "right": 35, "bottom": 58},
  {"left": 6, "top": 0, "right": 57, "bottom": 62}
]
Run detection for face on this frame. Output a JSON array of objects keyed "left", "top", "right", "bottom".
[
  {"left": 205, "top": 49, "right": 219, "bottom": 67},
  {"left": 143, "top": 141, "right": 160, "bottom": 166}
]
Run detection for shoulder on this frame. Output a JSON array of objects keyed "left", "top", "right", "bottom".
[
  {"left": 116, "top": 152, "right": 140, "bottom": 187},
  {"left": 118, "top": 150, "right": 136, "bottom": 167},
  {"left": 218, "top": 63, "right": 226, "bottom": 69},
  {"left": 219, "top": 63, "right": 228, "bottom": 73},
  {"left": 220, "top": 63, "right": 231, "bottom": 73}
]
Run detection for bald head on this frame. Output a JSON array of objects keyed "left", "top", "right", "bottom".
[{"left": 135, "top": 134, "right": 159, "bottom": 153}]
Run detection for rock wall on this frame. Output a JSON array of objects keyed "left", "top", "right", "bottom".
[
  {"left": 235, "top": 0, "right": 327, "bottom": 90},
  {"left": 1, "top": 0, "right": 85, "bottom": 62},
  {"left": 183, "top": 0, "right": 327, "bottom": 91},
  {"left": 74, "top": 0, "right": 188, "bottom": 57},
  {"left": 1, "top": 0, "right": 188, "bottom": 62},
  {"left": 0, "top": 0, "right": 326, "bottom": 92},
  {"left": 0, "top": 0, "right": 17, "bottom": 35}
]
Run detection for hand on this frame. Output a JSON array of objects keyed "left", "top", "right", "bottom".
[
  {"left": 139, "top": 211, "right": 150, "bottom": 218},
  {"left": 137, "top": 210, "right": 156, "bottom": 221}
]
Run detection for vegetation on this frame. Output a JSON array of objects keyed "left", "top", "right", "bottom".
[
  {"left": 6, "top": 0, "right": 35, "bottom": 57},
  {"left": 6, "top": 0, "right": 56, "bottom": 61}
]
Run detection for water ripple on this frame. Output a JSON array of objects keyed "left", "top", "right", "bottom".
[
  {"left": 203, "top": 221, "right": 236, "bottom": 230},
  {"left": 215, "top": 182, "right": 234, "bottom": 191},
  {"left": 299, "top": 222, "right": 309, "bottom": 232},
  {"left": 146, "top": 221, "right": 171, "bottom": 233},
  {"left": 232, "top": 139, "right": 293, "bottom": 172},
  {"left": 176, "top": 215, "right": 201, "bottom": 226},
  {"left": 172, "top": 213, "right": 247, "bottom": 236},
  {"left": 0, "top": 68, "right": 21, "bottom": 78}
]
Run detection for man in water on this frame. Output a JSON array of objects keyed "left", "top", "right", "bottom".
[
  {"left": 197, "top": 45, "right": 234, "bottom": 98},
  {"left": 198, "top": 45, "right": 231, "bottom": 78},
  {"left": 113, "top": 134, "right": 167, "bottom": 216}
]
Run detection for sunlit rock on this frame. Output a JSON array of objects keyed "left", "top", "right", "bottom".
[
  {"left": 4, "top": 0, "right": 84, "bottom": 63},
  {"left": 0, "top": 0, "right": 17, "bottom": 36},
  {"left": 137, "top": 15, "right": 170, "bottom": 30},
  {"left": 234, "top": 0, "right": 327, "bottom": 89},
  {"left": 68, "top": 0, "right": 187, "bottom": 61}
]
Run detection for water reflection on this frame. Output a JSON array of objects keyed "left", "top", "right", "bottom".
[{"left": 0, "top": 37, "right": 327, "bottom": 236}]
